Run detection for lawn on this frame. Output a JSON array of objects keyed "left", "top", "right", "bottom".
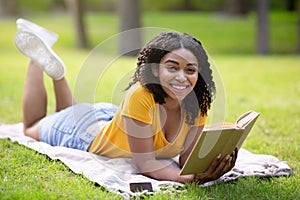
[{"left": 0, "top": 11, "right": 299, "bottom": 199}]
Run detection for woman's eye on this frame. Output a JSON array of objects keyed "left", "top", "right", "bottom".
[
  {"left": 186, "top": 68, "right": 197, "bottom": 74},
  {"left": 167, "top": 66, "right": 176, "bottom": 71}
]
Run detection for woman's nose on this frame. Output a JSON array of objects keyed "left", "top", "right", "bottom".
[{"left": 175, "top": 71, "right": 187, "bottom": 82}]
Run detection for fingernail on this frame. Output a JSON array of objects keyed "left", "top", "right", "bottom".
[{"left": 217, "top": 154, "right": 221, "bottom": 159}]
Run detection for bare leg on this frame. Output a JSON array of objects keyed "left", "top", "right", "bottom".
[
  {"left": 16, "top": 26, "right": 74, "bottom": 140},
  {"left": 22, "top": 60, "right": 47, "bottom": 140},
  {"left": 23, "top": 60, "right": 75, "bottom": 140},
  {"left": 53, "top": 78, "right": 76, "bottom": 112}
]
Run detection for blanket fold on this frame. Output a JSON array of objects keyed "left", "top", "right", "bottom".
[{"left": 0, "top": 123, "right": 293, "bottom": 199}]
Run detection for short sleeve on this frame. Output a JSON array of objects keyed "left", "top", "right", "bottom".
[{"left": 120, "top": 85, "right": 155, "bottom": 124}]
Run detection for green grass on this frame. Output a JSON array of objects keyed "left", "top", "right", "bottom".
[{"left": 0, "top": 11, "right": 300, "bottom": 199}]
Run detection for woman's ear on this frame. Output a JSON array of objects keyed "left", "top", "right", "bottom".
[{"left": 151, "top": 65, "right": 159, "bottom": 77}]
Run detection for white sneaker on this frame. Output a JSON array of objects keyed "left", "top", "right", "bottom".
[
  {"left": 14, "top": 31, "right": 66, "bottom": 80},
  {"left": 16, "top": 18, "right": 59, "bottom": 47}
]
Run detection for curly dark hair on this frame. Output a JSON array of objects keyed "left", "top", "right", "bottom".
[{"left": 126, "top": 32, "right": 216, "bottom": 125}]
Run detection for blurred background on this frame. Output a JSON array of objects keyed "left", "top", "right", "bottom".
[
  {"left": 0, "top": 0, "right": 299, "bottom": 123},
  {"left": 0, "top": 0, "right": 298, "bottom": 55}
]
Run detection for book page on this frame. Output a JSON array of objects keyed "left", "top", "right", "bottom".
[
  {"left": 204, "top": 122, "right": 235, "bottom": 131},
  {"left": 235, "top": 111, "right": 259, "bottom": 128},
  {"left": 235, "top": 111, "right": 260, "bottom": 148}
]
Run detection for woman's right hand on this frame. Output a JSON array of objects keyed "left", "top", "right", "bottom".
[{"left": 191, "top": 148, "right": 238, "bottom": 184}]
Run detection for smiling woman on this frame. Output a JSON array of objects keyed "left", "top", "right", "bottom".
[
  {"left": 14, "top": 18, "right": 237, "bottom": 185},
  {"left": 152, "top": 48, "right": 199, "bottom": 102}
]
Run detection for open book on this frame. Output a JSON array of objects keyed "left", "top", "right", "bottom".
[{"left": 180, "top": 110, "right": 260, "bottom": 175}]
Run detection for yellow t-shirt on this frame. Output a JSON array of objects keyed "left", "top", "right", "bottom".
[{"left": 88, "top": 85, "right": 206, "bottom": 158}]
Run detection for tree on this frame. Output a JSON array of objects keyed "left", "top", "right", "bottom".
[
  {"left": 224, "top": 0, "right": 249, "bottom": 16},
  {"left": 117, "top": 0, "right": 142, "bottom": 56},
  {"left": 298, "top": 0, "right": 300, "bottom": 54},
  {"left": 256, "top": 0, "right": 269, "bottom": 55},
  {"left": 287, "top": 0, "right": 296, "bottom": 11},
  {"left": 65, "top": 0, "right": 89, "bottom": 49},
  {"left": 0, "top": 0, "right": 18, "bottom": 17},
  {"left": 182, "top": 0, "right": 194, "bottom": 11}
]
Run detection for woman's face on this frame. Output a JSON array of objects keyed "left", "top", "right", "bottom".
[{"left": 153, "top": 48, "right": 199, "bottom": 102}]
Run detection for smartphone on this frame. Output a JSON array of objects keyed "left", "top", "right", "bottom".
[{"left": 129, "top": 182, "right": 153, "bottom": 192}]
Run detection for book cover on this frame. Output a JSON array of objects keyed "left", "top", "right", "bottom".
[{"left": 180, "top": 110, "right": 260, "bottom": 175}]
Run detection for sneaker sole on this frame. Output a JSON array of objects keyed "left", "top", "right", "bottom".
[
  {"left": 16, "top": 18, "right": 59, "bottom": 47},
  {"left": 14, "top": 31, "right": 65, "bottom": 80}
]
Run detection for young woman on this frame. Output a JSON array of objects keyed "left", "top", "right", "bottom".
[{"left": 15, "top": 19, "right": 237, "bottom": 185}]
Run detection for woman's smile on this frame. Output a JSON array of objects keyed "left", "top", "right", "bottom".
[{"left": 170, "top": 84, "right": 189, "bottom": 90}]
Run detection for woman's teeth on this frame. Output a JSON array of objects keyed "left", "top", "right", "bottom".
[{"left": 171, "top": 84, "right": 187, "bottom": 90}]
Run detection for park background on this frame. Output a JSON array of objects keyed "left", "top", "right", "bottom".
[{"left": 0, "top": 0, "right": 299, "bottom": 199}]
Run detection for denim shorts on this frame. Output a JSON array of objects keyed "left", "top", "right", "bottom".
[{"left": 40, "top": 102, "right": 118, "bottom": 151}]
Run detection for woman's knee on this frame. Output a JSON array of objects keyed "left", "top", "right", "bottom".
[{"left": 24, "top": 123, "right": 41, "bottom": 141}]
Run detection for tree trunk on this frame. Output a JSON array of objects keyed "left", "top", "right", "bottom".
[
  {"left": 65, "top": 0, "right": 89, "bottom": 49},
  {"left": 256, "top": 0, "right": 269, "bottom": 55},
  {"left": 117, "top": 0, "right": 142, "bottom": 57},
  {"left": 297, "top": 0, "right": 300, "bottom": 54},
  {"left": 0, "top": 0, "right": 18, "bottom": 17},
  {"left": 182, "top": 0, "right": 193, "bottom": 11},
  {"left": 287, "top": 0, "right": 296, "bottom": 11},
  {"left": 224, "top": 0, "right": 249, "bottom": 16}
]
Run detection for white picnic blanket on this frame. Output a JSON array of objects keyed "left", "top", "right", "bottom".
[{"left": 0, "top": 123, "right": 293, "bottom": 199}]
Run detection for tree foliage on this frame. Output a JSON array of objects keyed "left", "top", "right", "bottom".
[{"left": 6, "top": 0, "right": 298, "bottom": 13}]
